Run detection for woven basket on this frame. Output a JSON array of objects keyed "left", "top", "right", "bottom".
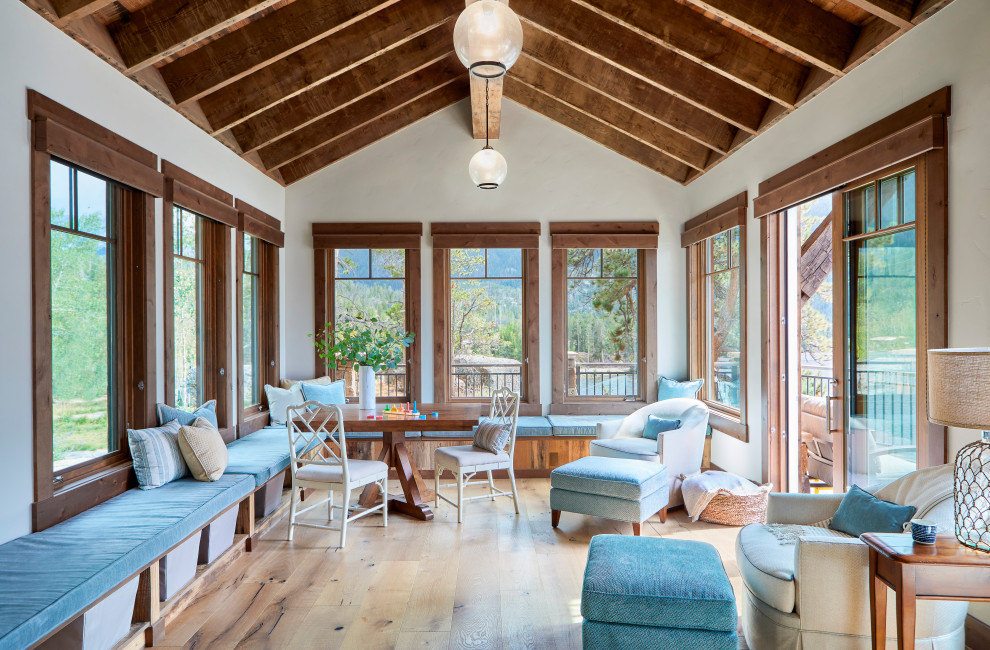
[{"left": 699, "top": 485, "right": 771, "bottom": 526}]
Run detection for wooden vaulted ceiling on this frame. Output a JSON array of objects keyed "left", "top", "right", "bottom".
[{"left": 22, "top": 0, "right": 954, "bottom": 185}]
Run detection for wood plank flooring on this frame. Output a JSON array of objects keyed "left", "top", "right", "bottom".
[{"left": 160, "top": 478, "right": 747, "bottom": 649}]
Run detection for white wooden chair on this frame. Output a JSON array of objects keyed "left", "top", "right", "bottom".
[
  {"left": 434, "top": 388, "right": 520, "bottom": 523},
  {"left": 286, "top": 401, "right": 387, "bottom": 548}
]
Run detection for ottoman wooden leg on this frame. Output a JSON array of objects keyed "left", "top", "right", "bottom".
[
  {"left": 551, "top": 509, "right": 561, "bottom": 528},
  {"left": 658, "top": 507, "right": 667, "bottom": 523},
  {"left": 632, "top": 523, "right": 641, "bottom": 536}
]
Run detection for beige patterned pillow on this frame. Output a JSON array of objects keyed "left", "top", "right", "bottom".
[
  {"left": 472, "top": 420, "right": 512, "bottom": 454},
  {"left": 178, "top": 417, "right": 228, "bottom": 482},
  {"left": 280, "top": 375, "right": 333, "bottom": 390}
]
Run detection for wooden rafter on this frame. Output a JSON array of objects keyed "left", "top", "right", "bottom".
[
  {"left": 504, "top": 77, "right": 693, "bottom": 183},
  {"left": 277, "top": 80, "right": 470, "bottom": 184},
  {"left": 197, "top": 0, "right": 460, "bottom": 131},
  {"left": 512, "top": 0, "right": 768, "bottom": 133},
  {"left": 843, "top": 0, "right": 914, "bottom": 29},
  {"left": 51, "top": 0, "right": 113, "bottom": 26}
]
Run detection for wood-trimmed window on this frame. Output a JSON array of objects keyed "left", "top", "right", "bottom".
[
  {"left": 236, "top": 200, "right": 283, "bottom": 437},
  {"left": 431, "top": 223, "right": 540, "bottom": 414},
  {"left": 683, "top": 193, "right": 748, "bottom": 441},
  {"left": 29, "top": 91, "right": 159, "bottom": 530},
  {"left": 163, "top": 162, "right": 236, "bottom": 441},
  {"left": 550, "top": 223, "right": 658, "bottom": 415},
  {"left": 313, "top": 223, "right": 422, "bottom": 403}
]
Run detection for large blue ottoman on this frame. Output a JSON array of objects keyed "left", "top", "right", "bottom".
[
  {"left": 550, "top": 457, "right": 668, "bottom": 535},
  {"left": 582, "top": 535, "right": 738, "bottom": 649}
]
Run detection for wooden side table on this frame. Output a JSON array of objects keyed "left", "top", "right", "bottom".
[{"left": 863, "top": 532, "right": 990, "bottom": 650}]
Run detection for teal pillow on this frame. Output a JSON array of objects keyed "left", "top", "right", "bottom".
[
  {"left": 643, "top": 416, "right": 681, "bottom": 440},
  {"left": 300, "top": 379, "right": 346, "bottom": 405},
  {"left": 657, "top": 376, "right": 703, "bottom": 400},
  {"left": 829, "top": 485, "right": 916, "bottom": 538},
  {"left": 156, "top": 399, "right": 218, "bottom": 429}
]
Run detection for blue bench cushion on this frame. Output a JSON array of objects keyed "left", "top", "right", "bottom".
[
  {"left": 514, "top": 417, "right": 553, "bottom": 437},
  {"left": 551, "top": 457, "right": 667, "bottom": 500},
  {"left": 547, "top": 415, "right": 625, "bottom": 436},
  {"left": 0, "top": 475, "right": 253, "bottom": 649},
  {"left": 226, "top": 426, "right": 324, "bottom": 486},
  {"left": 582, "top": 535, "right": 736, "bottom": 633}
]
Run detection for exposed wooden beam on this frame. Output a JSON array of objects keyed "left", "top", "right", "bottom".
[
  {"left": 504, "top": 77, "right": 693, "bottom": 183},
  {"left": 687, "top": 0, "right": 860, "bottom": 76},
  {"left": 258, "top": 55, "right": 464, "bottom": 169},
  {"left": 511, "top": 57, "right": 712, "bottom": 171},
  {"left": 229, "top": 22, "right": 455, "bottom": 153},
  {"left": 159, "top": 0, "right": 400, "bottom": 105},
  {"left": 198, "top": 0, "right": 460, "bottom": 131},
  {"left": 574, "top": 0, "right": 808, "bottom": 107},
  {"left": 277, "top": 80, "right": 470, "bottom": 184},
  {"left": 843, "top": 0, "right": 914, "bottom": 29},
  {"left": 51, "top": 0, "right": 114, "bottom": 26},
  {"left": 109, "top": 0, "right": 283, "bottom": 73},
  {"left": 471, "top": 77, "right": 502, "bottom": 140},
  {"left": 520, "top": 23, "right": 736, "bottom": 154},
  {"left": 512, "top": 0, "right": 768, "bottom": 133}
]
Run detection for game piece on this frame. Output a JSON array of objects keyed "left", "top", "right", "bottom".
[
  {"left": 366, "top": 414, "right": 375, "bottom": 419},
  {"left": 431, "top": 412, "right": 439, "bottom": 418},
  {"left": 376, "top": 415, "right": 384, "bottom": 420},
  {"left": 419, "top": 414, "right": 426, "bottom": 419}
]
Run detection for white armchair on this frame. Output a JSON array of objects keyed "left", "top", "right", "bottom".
[
  {"left": 589, "top": 398, "right": 709, "bottom": 508},
  {"left": 737, "top": 464, "right": 968, "bottom": 649}
]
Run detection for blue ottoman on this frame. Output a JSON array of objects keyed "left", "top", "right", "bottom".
[
  {"left": 582, "top": 535, "right": 738, "bottom": 649},
  {"left": 550, "top": 457, "right": 668, "bottom": 535}
]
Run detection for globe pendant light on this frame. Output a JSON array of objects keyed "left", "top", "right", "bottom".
[
  {"left": 468, "top": 80, "right": 507, "bottom": 189},
  {"left": 453, "top": 0, "right": 523, "bottom": 79}
]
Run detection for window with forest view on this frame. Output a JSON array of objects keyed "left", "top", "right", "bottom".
[
  {"left": 448, "top": 248, "right": 524, "bottom": 399},
  {"left": 704, "top": 228, "right": 742, "bottom": 411},
  {"left": 173, "top": 206, "right": 205, "bottom": 410},
  {"left": 566, "top": 249, "right": 640, "bottom": 398},
  {"left": 50, "top": 160, "right": 116, "bottom": 472},
  {"left": 334, "top": 249, "right": 407, "bottom": 399},
  {"left": 242, "top": 234, "right": 260, "bottom": 409}
]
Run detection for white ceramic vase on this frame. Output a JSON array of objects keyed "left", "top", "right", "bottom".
[{"left": 358, "top": 365, "right": 376, "bottom": 410}]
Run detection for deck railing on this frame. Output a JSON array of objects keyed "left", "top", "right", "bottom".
[
  {"left": 450, "top": 363, "right": 522, "bottom": 399},
  {"left": 572, "top": 363, "right": 638, "bottom": 397}
]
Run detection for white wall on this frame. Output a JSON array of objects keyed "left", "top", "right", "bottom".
[
  {"left": 284, "top": 97, "right": 689, "bottom": 407},
  {"left": 0, "top": 1, "right": 285, "bottom": 544},
  {"left": 683, "top": 0, "right": 990, "bottom": 481}
]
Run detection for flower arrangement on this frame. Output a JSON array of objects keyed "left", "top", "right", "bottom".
[{"left": 313, "top": 314, "right": 415, "bottom": 372}]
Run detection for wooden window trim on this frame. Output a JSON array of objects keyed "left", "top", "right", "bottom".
[
  {"left": 163, "top": 162, "right": 234, "bottom": 442},
  {"left": 236, "top": 201, "right": 282, "bottom": 437},
  {"left": 431, "top": 231, "right": 541, "bottom": 414},
  {"left": 549, "top": 222, "right": 658, "bottom": 415},
  {"left": 684, "top": 193, "right": 749, "bottom": 441},
  {"left": 29, "top": 92, "right": 157, "bottom": 530},
  {"left": 312, "top": 223, "right": 422, "bottom": 403},
  {"left": 758, "top": 89, "right": 949, "bottom": 489}
]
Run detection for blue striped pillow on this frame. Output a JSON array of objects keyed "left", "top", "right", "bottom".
[{"left": 128, "top": 419, "right": 188, "bottom": 489}]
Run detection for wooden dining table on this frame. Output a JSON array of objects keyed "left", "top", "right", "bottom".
[{"left": 336, "top": 403, "right": 485, "bottom": 521}]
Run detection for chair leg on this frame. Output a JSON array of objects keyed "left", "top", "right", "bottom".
[
  {"left": 487, "top": 471, "right": 496, "bottom": 501},
  {"left": 457, "top": 471, "right": 464, "bottom": 524},
  {"left": 381, "top": 478, "right": 388, "bottom": 527},
  {"left": 328, "top": 489, "right": 334, "bottom": 522},
  {"left": 658, "top": 506, "right": 667, "bottom": 524},
  {"left": 632, "top": 522, "right": 641, "bottom": 536},
  {"left": 551, "top": 509, "right": 561, "bottom": 528},
  {"left": 507, "top": 468, "right": 520, "bottom": 514},
  {"left": 435, "top": 466, "right": 441, "bottom": 510},
  {"left": 340, "top": 488, "right": 351, "bottom": 548},
  {"left": 287, "top": 483, "right": 297, "bottom": 541}
]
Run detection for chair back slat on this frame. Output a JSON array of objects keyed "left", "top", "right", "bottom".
[
  {"left": 286, "top": 402, "right": 351, "bottom": 482},
  {"left": 488, "top": 388, "right": 521, "bottom": 457}
]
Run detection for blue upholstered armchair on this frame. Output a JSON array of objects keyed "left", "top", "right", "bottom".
[{"left": 590, "top": 398, "right": 709, "bottom": 508}]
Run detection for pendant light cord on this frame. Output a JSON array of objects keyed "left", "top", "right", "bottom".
[{"left": 485, "top": 78, "right": 490, "bottom": 148}]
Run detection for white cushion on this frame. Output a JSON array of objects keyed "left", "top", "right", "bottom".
[
  {"left": 435, "top": 445, "right": 510, "bottom": 469},
  {"left": 589, "top": 437, "right": 659, "bottom": 462},
  {"left": 264, "top": 383, "right": 304, "bottom": 425},
  {"left": 295, "top": 459, "right": 387, "bottom": 484}
]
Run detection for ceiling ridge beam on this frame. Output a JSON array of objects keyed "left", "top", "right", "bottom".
[
  {"left": 160, "top": 0, "right": 402, "bottom": 106},
  {"left": 198, "top": 0, "right": 461, "bottom": 132},
  {"left": 277, "top": 81, "right": 470, "bottom": 184},
  {"left": 570, "top": 0, "right": 807, "bottom": 108},
  {"left": 512, "top": 0, "right": 768, "bottom": 133}
]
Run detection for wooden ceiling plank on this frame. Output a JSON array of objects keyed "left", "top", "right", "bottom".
[
  {"left": 512, "top": 0, "right": 768, "bottom": 133},
  {"left": 159, "top": 0, "right": 401, "bottom": 106},
  {"left": 574, "top": 0, "right": 808, "bottom": 107},
  {"left": 503, "top": 77, "right": 693, "bottom": 183},
  {"left": 844, "top": 16, "right": 902, "bottom": 71},
  {"left": 277, "top": 81, "right": 470, "bottom": 185},
  {"left": 51, "top": 0, "right": 115, "bottom": 26},
  {"left": 229, "top": 23, "right": 454, "bottom": 153},
  {"left": 471, "top": 77, "right": 502, "bottom": 140},
  {"left": 258, "top": 55, "right": 464, "bottom": 169},
  {"left": 110, "top": 0, "right": 284, "bottom": 73},
  {"left": 520, "top": 26, "right": 736, "bottom": 154},
  {"left": 687, "top": 0, "right": 860, "bottom": 76},
  {"left": 511, "top": 57, "right": 712, "bottom": 171},
  {"left": 843, "top": 0, "right": 914, "bottom": 29},
  {"left": 198, "top": 0, "right": 461, "bottom": 131}
]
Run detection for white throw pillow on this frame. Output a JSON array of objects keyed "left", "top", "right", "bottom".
[{"left": 265, "top": 383, "right": 305, "bottom": 425}]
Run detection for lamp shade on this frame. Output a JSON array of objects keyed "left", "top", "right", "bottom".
[
  {"left": 469, "top": 146, "right": 507, "bottom": 189},
  {"left": 927, "top": 348, "right": 990, "bottom": 429},
  {"left": 453, "top": 1, "right": 523, "bottom": 79}
]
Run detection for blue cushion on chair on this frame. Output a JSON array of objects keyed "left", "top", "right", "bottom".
[
  {"left": 642, "top": 416, "right": 681, "bottom": 440},
  {"left": 300, "top": 380, "right": 346, "bottom": 405},
  {"left": 656, "top": 377, "right": 703, "bottom": 400},
  {"left": 829, "top": 484, "right": 916, "bottom": 537}
]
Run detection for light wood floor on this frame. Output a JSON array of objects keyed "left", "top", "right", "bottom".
[{"left": 161, "top": 478, "right": 746, "bottom": 649}]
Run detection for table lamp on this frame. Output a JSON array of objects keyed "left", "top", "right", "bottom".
[{"left": 928, "top": 348, "right": 990, "bottom": 552}]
